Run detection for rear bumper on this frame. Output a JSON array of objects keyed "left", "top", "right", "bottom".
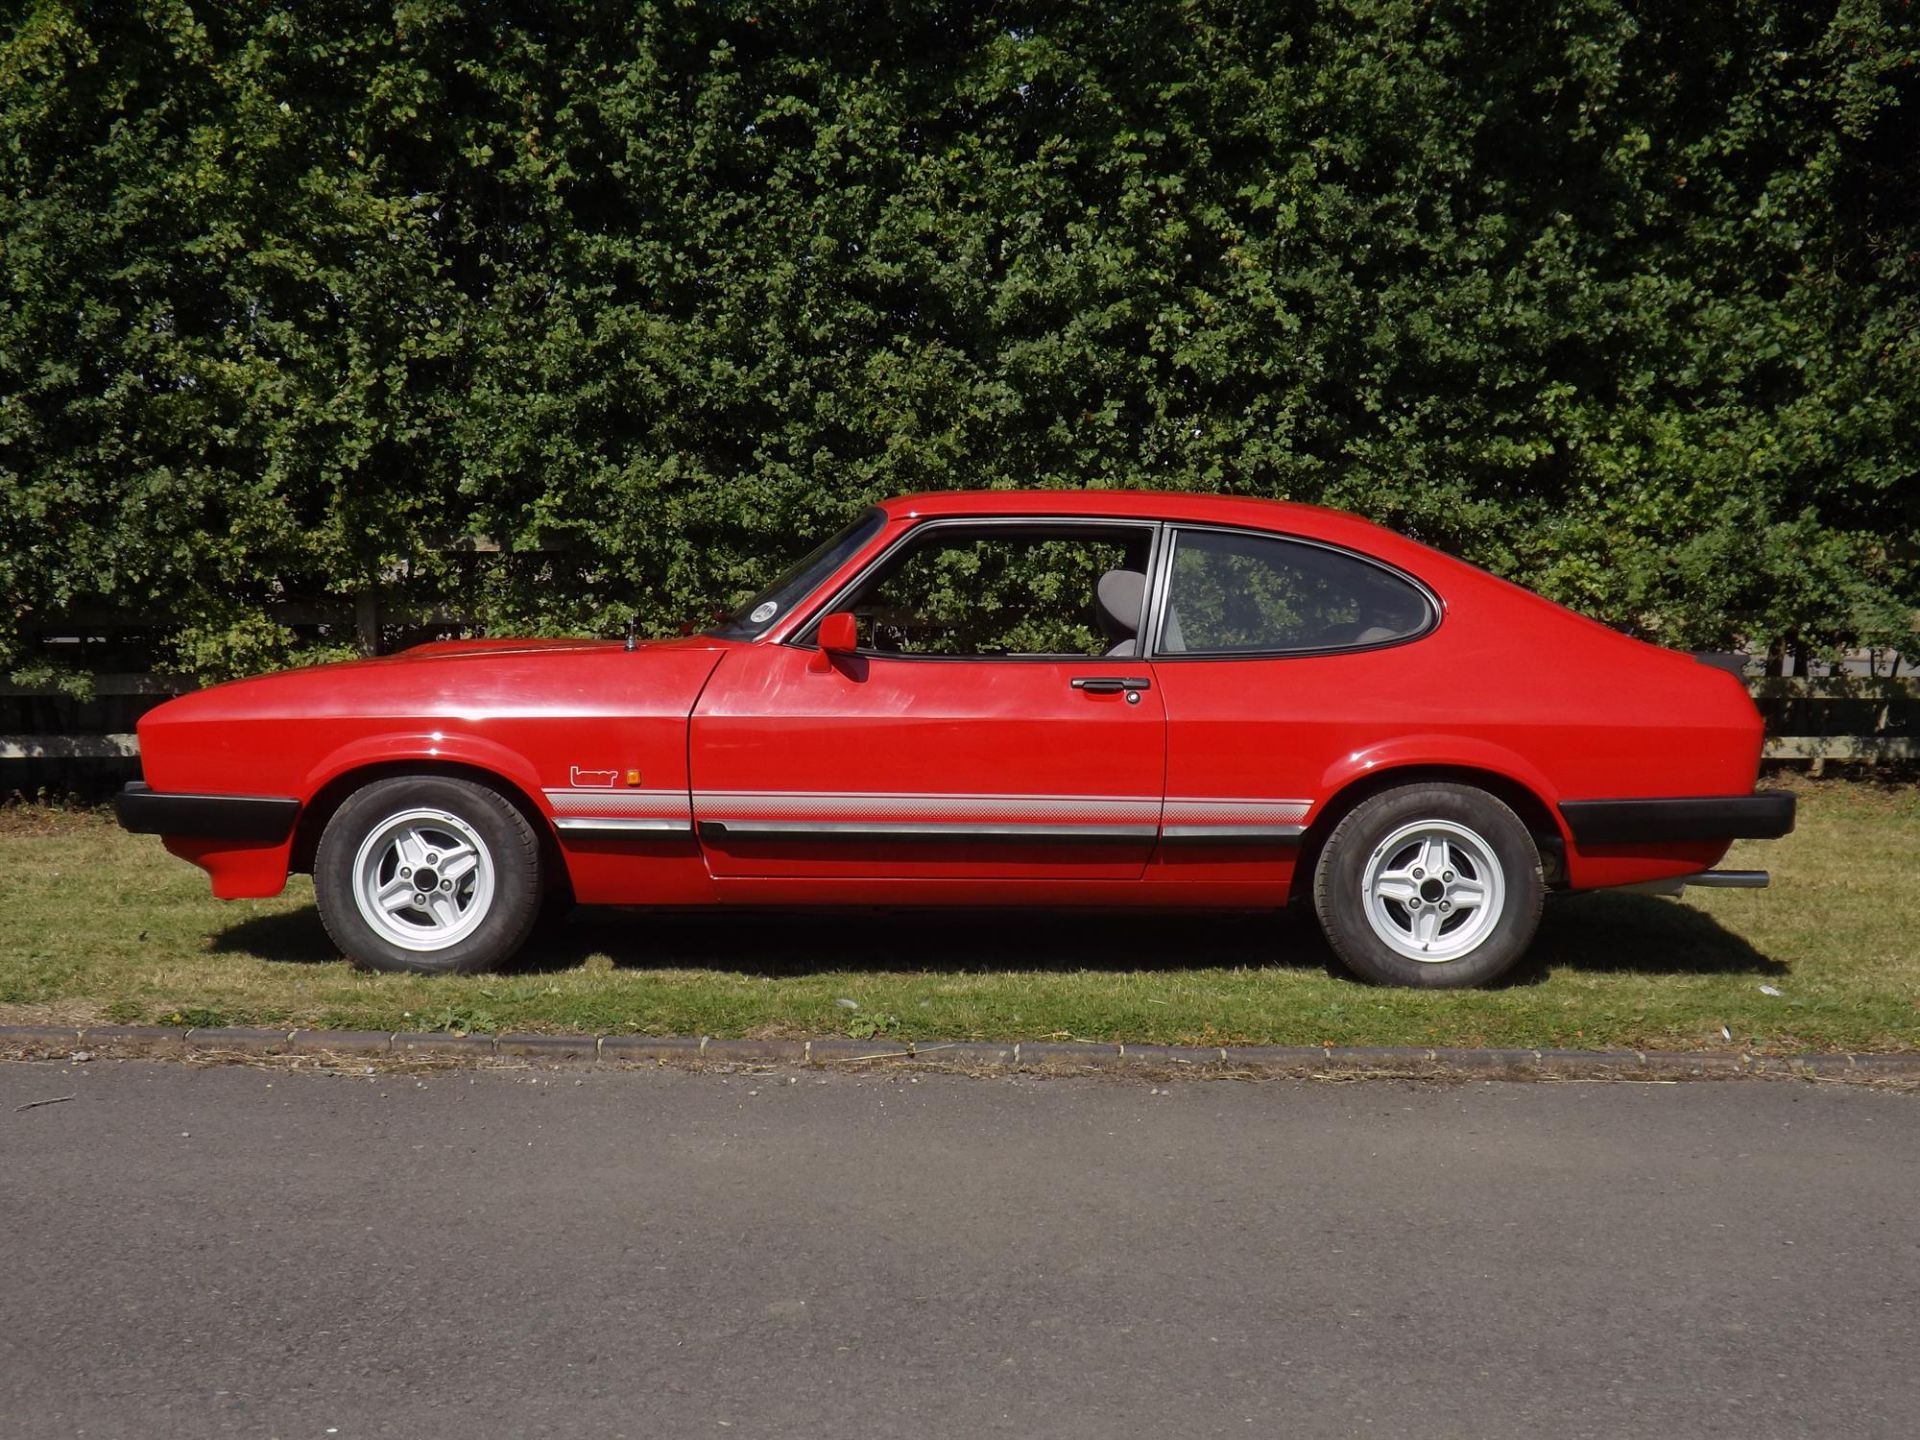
[
  {"left": 115, "top": 782, "right": 301, "bottom": 843},
  {"left": 1558, "top": 791, "right": 1796, "bottom": 846}
]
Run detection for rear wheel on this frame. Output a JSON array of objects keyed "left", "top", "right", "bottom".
[
  {"left": 314, "top": 775, "right": 542, "bottom": 975},
  {"left": 1312, "top": 783, "right": 1544, "bottom": 988}
]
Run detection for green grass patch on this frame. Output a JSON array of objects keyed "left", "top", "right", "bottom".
[{"left": 2, "top": 779, "right": 1915, "bottom": 1054}]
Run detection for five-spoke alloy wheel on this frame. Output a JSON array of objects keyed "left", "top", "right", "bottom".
[
  {"left": 315, "top": 775, "right": 543, "bottom": 974},
  {"left": 1313, "top": 783, "right": 1544, "bottom": 987},
  {"left": 350, "top": 808, "right": 497, "bottom": 953}
]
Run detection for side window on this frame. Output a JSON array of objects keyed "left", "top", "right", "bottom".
[
  {"left": 842, "top": 527, "right": 1151, "bottom": 658},
  {"left": 1160, "top": 530, "right": 1432, "bottom": 655}
]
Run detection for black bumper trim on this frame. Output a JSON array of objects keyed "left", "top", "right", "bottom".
[
  {"left": 115, "top": 782, "right": 301, "bottom": 843},
  {"left": 1559, "top": 792, "right": 1796, "bottom": 846}
]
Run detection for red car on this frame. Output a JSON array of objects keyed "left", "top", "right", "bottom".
[{"left": 118, "top": 491, "right": 1793, "bottom": 987}]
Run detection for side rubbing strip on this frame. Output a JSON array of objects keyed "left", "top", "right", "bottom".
[
  {"left": 545, "top": 787, "right": 693, "bottom": 842},
  {"left": 699, "top": 819, "right": 1158, "bottom": 843},
  {"left": 554, "top": 816, "right": 694, "bottom": 839},
  {"left": 1159, "top": 824, "right": 1305, "bottom": 843}
]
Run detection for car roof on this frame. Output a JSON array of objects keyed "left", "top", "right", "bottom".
[{"left": 876, "top": 489, "right": 1407, "bottom": 550}]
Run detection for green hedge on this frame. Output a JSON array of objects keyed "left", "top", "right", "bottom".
[{"left": 3, "top": 1, "right": 1916, "bottom": 682}]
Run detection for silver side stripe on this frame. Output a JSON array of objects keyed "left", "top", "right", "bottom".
[
  {"left": 1163, "top": 797, "right": 1312, "bottom": 826},
  {"left": 546, "top": 788, "right": 1312, "bottom": 843},
  {"left": 545, "top": 788, "right": 691, "bottom": 817},
  {"left": 693, "top": 790, "right": 1162, "bottom": 827}
]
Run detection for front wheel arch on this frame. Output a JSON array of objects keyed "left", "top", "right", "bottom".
[
  {"left": 291, "top": 760, "right": 572, "bottom": 905},
  {"left": 313, "top": 773, "right": 545, "bottom": 974},
  {"left": 1289, "top": 764, "right": 1563, "bottom": 906}
]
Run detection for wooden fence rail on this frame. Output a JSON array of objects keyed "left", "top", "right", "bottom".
[{"left": 4, "top": 673, "right": 1913, "bottom": 770}]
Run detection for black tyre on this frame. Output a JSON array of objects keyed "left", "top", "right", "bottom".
[
  {"left": 1312, "top": 783, "right": 1544, "bottom": 988},
  {"left": 314, "top": 775, "right": 543, "bottom": 975}
]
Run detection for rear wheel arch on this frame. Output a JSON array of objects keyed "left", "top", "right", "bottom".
[
  {"left": 291, "top": 760, "right": 571, "bottom": 902},
  {"left": 1310, "top": 780, "right": 1547, "bottom": 987},
  {"left": 1290, "top": 764, "right": 1565, "bottom": 905}
]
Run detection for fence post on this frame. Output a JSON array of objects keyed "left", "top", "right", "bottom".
[{"left": 354, "top": 593, "right": 379, "bottom": 657}]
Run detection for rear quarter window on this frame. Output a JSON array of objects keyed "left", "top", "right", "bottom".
[{"left": 1159, "top": 529, "right": 1435, "bottom": 655}]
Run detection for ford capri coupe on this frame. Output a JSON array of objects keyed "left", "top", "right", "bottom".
[{"left": 118, "top": 491, "right": 1794, "bottom": 986}]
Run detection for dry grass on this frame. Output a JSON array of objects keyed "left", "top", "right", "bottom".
[{"left": 1, "top": 777, "right": 1914, "bottom": 1053}]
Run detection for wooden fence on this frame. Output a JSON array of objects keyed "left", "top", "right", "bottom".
[
  {"left": 1746, "top": 676, "right": 1918, "bottom": 770},
  {"left": 5, "top": 670, "right": 1914, "bottom": 780},
  {"left": 4, "top": 587, "right": 468, "bottom": 781}
]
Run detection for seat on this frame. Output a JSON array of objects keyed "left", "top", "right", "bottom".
[{"left": 1095, "top": 569, "right": 1147, "bottom": 657}]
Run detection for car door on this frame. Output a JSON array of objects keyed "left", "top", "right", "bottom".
[
  {"left": 689, "top": 519, "right": 1166, "bottom": 881},
  {"left": 1148, "top": 523, "right": 1441, "bottom": 855}
]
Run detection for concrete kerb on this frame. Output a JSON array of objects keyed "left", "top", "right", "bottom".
[
  {"left": 288, "top": 1030, "right": 396, "bottom": 1058},
  {"left": 184, "top": 1026, "right": 295, "bottom": 1056},
  {"left": 495, "top": 1033, "right": 600, "bottom": 1063},
  {"left": 4, "top": 1025, "right": 1919, "bottom": 1084},
  {"left": 598, "top": 1034, "right": 704, "bottom": 1065}
]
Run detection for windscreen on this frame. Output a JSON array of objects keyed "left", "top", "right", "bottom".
[{"left": 706, "top": 507, "right": 888, "bottom": 639}]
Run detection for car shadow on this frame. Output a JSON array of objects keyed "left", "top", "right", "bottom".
[
  {"left": 210, "top": 910, "right": 342, "bottom": 965},
  {"left": 220, "top": 894, "right": 1785, "bottom": 981},
  {"left": 1512, "top": 891, "right": 1788, "bottom": 983},
  {"left": 521, "top": 905, "right": 1341, "bottom": 977},
  {"left": 526, "top": 892, "right": 1785, "bottom": 981}
]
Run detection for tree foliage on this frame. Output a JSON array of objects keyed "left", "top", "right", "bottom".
[{"left": 3, "top": 0, "right": 1916, "bottom": 679}]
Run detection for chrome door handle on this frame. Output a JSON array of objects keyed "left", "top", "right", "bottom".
[{"left": 1071, "top": 676, "right": 1152, "bottom": 694}]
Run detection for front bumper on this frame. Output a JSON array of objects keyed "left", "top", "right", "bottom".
[
  {"left": 1557, "top": 791, "right": 1796, "bottom": 846},
  {"left": 115, "top": 782, "right": 301, "bottom": 843}
]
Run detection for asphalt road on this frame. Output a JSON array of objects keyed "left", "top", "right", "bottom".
[{"left": 2, "top": 1062, "right": 1915, "bottom": 1439}]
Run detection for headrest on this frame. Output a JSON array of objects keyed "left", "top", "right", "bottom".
[{"left": 1096, "top": 569, "right": 1146, "bottom": 640}]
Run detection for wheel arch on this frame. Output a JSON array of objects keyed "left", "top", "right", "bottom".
[
  {"left": 290, "top": 758, "right": 570, "bottom": 900},
  {"left": 1290, "top": 762, "right": 1567, "bottom": 905}
]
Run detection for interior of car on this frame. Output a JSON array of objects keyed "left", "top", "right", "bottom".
[{"left": 831, "top": 521, "right": 1430, "bottom": 659}]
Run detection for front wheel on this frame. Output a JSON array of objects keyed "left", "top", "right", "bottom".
[
  {"left": 1312, "top": 783, "right": 1544, "bottom": 988},
  {"left": 314, "top": 775, "right": 543, "bottom": 975}
]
